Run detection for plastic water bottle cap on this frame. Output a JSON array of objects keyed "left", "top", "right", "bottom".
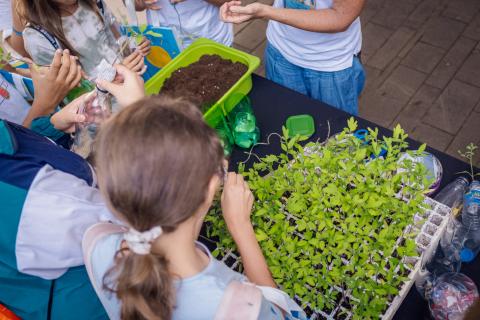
[{"left": 460, "top": 248, "right": 475, "bottom": 262}]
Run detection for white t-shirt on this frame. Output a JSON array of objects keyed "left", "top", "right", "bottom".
[
  {"left": 0, "top": 74, "right": 30, "bottom": 124},
  {"left": 266, "top": 0, "right": 362, "bottom": 72},
  {"left": 146, "top": 0, "right": 233, "bottom": 47},
  {"left": 0, "top": 0, "right": 12, "bottom": 38}
]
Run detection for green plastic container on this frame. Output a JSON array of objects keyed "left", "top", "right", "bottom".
[
  {"left": 286, "top": 114, "right": 315, "bottom": 138},
  {"left": 145, "top": 38, "right": 260, "bottom": 127}
]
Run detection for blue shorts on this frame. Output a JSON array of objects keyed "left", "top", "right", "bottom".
[{"left": 265, "top": 42, "right": 365, "bottom": 115}]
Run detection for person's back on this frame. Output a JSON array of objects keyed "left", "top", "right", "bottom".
[
  {"left": 86, "top": 96, "right": 305, "bottom": 319},
  {"left": 0, "top": 119, "right": 111, "bottom": 319}
]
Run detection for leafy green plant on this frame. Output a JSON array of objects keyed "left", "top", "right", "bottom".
[
  {"left": 206, "top": 119, "right": 431, "bottom": 319},
  {"left": 458, "top": 143, "right": 479, "bottom": 181}
]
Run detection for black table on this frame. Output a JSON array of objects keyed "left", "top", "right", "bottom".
[{"left": 230, "top": 74, "right": 479, "bottom": 320}]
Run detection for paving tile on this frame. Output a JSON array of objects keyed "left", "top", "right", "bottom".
[
  {"left": 361, "top": 23, "right": 394, "bottom": 63},
  {"left": 404, "top": 0, "right": 442, "bottom": 30},
  {"left": 410, "top": 123, "right": 453, "bottom": 151},
  {"left": 463, "top": 13, "right": 480, "bottom": 40},
  {"left": 362, "top": 65, "right": 383, "bottom": 91},
  {"left": 426, "top": 37, "right": 477, "bottom": 89},
  {"left": 359, "top": 90, "right": 407, "bottom": 128},
  {"left": 234, "top": 21, "right": 251, "bottom": 35},
  {"left": 401, "top": 42, "right": 446, "bottom": 73},
  {"left": 371, "top": 0, "right": 416, "bottom": 29},
  {"left": 456, "top": 51, "right": 480, "bottom": 88},
  {"left": 252, "top": 40, "right": 267, "bottom": 60},
  {"left": 232, "top": 42, "right": 251, "bottom": 53},
  {"left": 392, "top": 84, "right": 442, "bottom": 132},
  {"left": 422, "top": 16, "right": 466, "bottom": 49},
  {"left": 442, "top": 0, "right": 480, "bottom": 24},
  {"left": 234, "top": 19, "right": 268, "bottom": 51},
  {"left": 446, "top": 111, "right": 480, "bottom": 163},
  {"left": 361, "top": 0, "right": 385, "bottom": 25},
  {"left": 368, "top": 27, "right": 416, "bottom": 70},
  {"left": 423, "top": 80, "right": 480, "bottom": 134},
  {"left": 380, "top": 65, "right": 427, "bottom": 103}
]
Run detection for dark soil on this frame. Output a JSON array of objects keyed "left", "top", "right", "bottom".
[{"left": 159, "top": 54, "right": 248, "bottom": 112}]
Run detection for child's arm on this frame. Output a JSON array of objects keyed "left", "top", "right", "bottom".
[
  {"left": 220, "top": 0, "right": 365, "bottom": 33},
  {"left": 221, "top": 172, "right": 277, "bottom": 288},
  {"left": 9, "top": 0, "right": 30, "bottom": 58}
]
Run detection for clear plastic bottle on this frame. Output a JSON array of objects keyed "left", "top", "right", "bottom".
[
  {"left": 434, "top": 181, "right": 480, "bottom": 270},
  {"left": 435, "top": 176, "right": 469, "bottom": 216},
  {"left": 431, "top": 177, "right": 470, "bottom": 274},
  {"left": 459, "top": 181, "right": 480, "bottom": 262},
  {"left": 72, "top": 60, "right": 116, "bottom": 159}
]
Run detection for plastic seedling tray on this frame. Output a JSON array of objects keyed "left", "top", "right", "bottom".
[
  {"left": 144, "top": 38, "right": 260, "bottom": 128},
  {"left": 213, "top": 197, "right": 451, "bottom": 320}
]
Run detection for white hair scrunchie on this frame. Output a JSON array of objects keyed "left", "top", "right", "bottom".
[{"left": 123, "top": 226, "right": 163, "bottom": 255}]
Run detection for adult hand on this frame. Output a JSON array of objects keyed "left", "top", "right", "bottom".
[
  {"left": 136, "top": 37, "right": 151, "bottom": 56},
  {"left": 50, "top": 93, "right": 94, "bottom": 133},
  {"left": 122, "top": 50, "right": 146, "bottom": 75},
  {"left": 221, "top": 172, "right": 254, "bottom": 236},
  {"left": 135, "top": 0, "right": 161, "bottom": 11},
  {"left": 219, "top": 1, "right": 266, "bottom": 24},
  {"left": 96, "top": 64, "right": 145, "bottom": 108}
]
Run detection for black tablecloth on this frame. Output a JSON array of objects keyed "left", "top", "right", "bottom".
[{"left": 229, "top": 74, "right": 479, "bottom": 320}]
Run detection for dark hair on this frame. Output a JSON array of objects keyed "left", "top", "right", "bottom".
[
  {"left": 95, "top": 96, "right": 224, "bottom": 320},
  {"left": 18, "top": 0, "right": 103, "bottom": 57}
]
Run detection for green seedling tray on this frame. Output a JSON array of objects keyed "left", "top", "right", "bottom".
[
  {"left": 145, "top": 38, "right": 260, "bottom": 127},
  {"left": 286, "top": 114, "right": 315, "bottom": 138}
]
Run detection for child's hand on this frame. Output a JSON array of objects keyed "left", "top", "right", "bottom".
[
  {"left": 135, "top": 0, "right": 161, "bottom": 11},
  {"left": 23, "top": 49, "right": 83, "bottom": 128},
  {"left": 31, "top": 49, "right": 82, "bottom": 110},
  {"left": 220, "top": 1, "right": 265, "bottom": 24},
  {"left": 221, "top": 172, "right": 254, "bottom": 236},
  {"left": 50, "top": 93, "right": 93, "bottom": 133},
  {"left": 122, "top": 50, "right": 146, "bottom": 75},
  {"left": 96, "top": 64, "right": 145, "bottom": 108},
  {"left": 137, "top": 37, "right": 151, "bottom": 56}
]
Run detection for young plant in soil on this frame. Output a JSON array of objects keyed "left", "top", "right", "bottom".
[{"left": 206, "top": 119, "right": 431, "bottom": 319}]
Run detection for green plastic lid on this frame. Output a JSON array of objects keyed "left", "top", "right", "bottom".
[{"left": 286, "top": 114, "right": 315, "bottom": 138}]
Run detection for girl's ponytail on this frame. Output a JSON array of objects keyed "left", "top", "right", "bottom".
[
  {"left": 96, "top": 96, "right": 224, "bottom": 320},
  {"left": 112, "top": 252, "right": 173, "bottom": 320}
]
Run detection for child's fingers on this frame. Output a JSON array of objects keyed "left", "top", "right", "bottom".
[
  {"left": 57, "top": 50, "right": 72, "bottom": 80},
  {"left": 65, "top": 56, "right": 79, "bottom": 84},
  {"left": 49, "top": 49, "right": 63, "bottom": 75},
  {"left": 71, "top": 65, "right": 83, "bottom": 88}
]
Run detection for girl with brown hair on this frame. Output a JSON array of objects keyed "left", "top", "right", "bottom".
[
  {"left": 84, "top": 89, "right": 305, "bottom": 319},
  {"left": 17, "top": 0, "right": 150, "bottom": 77}
]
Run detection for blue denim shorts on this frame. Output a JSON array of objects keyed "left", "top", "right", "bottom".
[{"left": 265, "top": 42, "right": 365, "bottom": 115}]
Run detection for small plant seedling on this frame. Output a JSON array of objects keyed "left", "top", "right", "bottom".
[
  {"left": 458, "top": 143, "right": 480, "bottom": 180},
  {"left": 206, "top": 119, "right": 431, "bottom": 319}
]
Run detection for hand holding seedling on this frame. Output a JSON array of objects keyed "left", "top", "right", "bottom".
[
  {"left": 23, "top": 49, "right": 83, "bottom": 128},
  {"left": 221, "top": 172, "right": 254, "bottom": 235},
  {"left": 136, "top": 37, "right": 151, "bottom": 56},
  {"left": 50, "top": 93, "right": 93, "bottom": 133},
  {"left": 122, "top": 50, "right": 146, "bottom": 75},
  {"left": 97, "top": 64, "right": 145, "bottom": 108}
]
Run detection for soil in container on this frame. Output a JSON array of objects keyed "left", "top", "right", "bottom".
[{"left": 159, "top": 54, "right": 248, "bottom": 112}]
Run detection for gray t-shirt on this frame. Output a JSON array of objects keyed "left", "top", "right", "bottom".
[{"left": 23, "top": 1, "right": 120, "bottom": 77}]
